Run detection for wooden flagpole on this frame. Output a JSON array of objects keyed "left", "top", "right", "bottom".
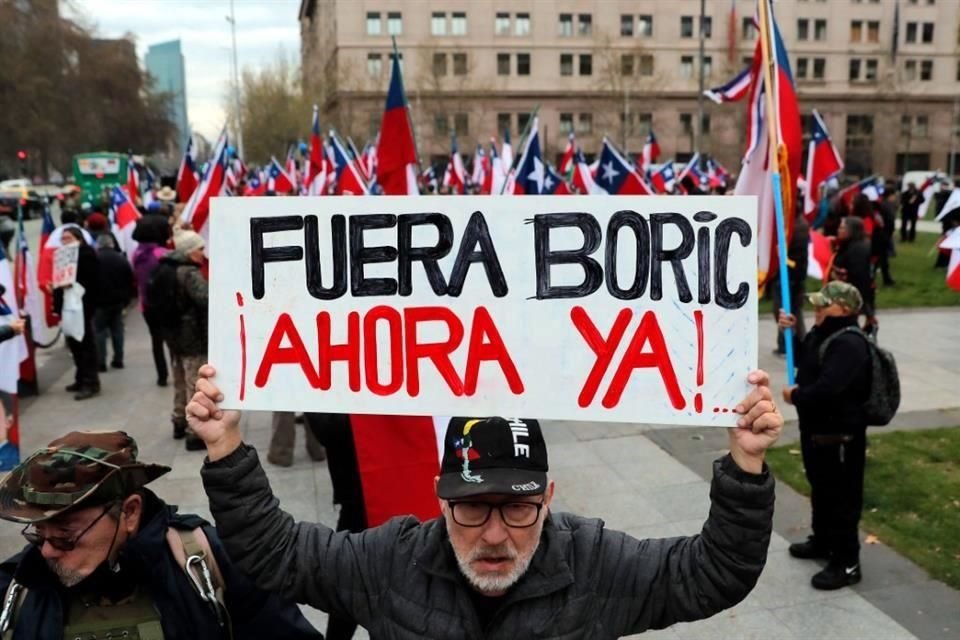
[{"left": 757, "top": 0, "right": 796, "bottom": 384}]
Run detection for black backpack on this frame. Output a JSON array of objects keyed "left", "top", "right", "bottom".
[
  {"left": 818, "top": 326, "right": 900, "bottom": 426},
  {"left": 144, "top": 260, "right": 183, "bottom": 329}
]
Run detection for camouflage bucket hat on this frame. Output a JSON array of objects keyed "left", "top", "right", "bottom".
[
  {"left": 0, "top": 431, "right": 170, "bottom": 524},
  {"left": 807, "top": 281, "right": 863, "bottom": 313}
]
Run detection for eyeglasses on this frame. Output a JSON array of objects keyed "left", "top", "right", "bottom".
[
  {"left": 22, "top": 504, "right": 114, "bottom": 552},
  {"left": 448, "top": 500, "right": 544, "bottom": 528}
]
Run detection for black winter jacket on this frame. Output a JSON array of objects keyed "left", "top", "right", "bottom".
[
  {"left": 0, "top": 490, "right": 321, "bottom": 640},
  {"left": 202, "top": 445, "right": 775, "bottom": 639},
  {"left": 790, "top": 315, "right": 871, "bottom": 435},
  {"left": 96, "top": 247, "right": 135, "bottom": 307}
]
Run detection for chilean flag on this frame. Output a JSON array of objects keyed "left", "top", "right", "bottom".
[
  {"left": 0, "top": 241, "right": 28, "bottom": 396},
  {"left": 941, "top": 228, "right": 960, "bottom": 292},
  {"left": 35, "top": 207, "right": 58, "bottom": 327},
  {"left": 109, "top": 186, "right": 141, "bottom": 257},
  {"left": 807, "top": 229, "right": 833, "bottom": 282},
  {"left": 442, "top": 137, "right": 466, "bottom": 194},
  {"left": 267, "top": 157, "right": 296, "bottom": 194},
  {"left": 839, "top": 176, "right": 884, "bottom": 208},
  {"left": 804, "top": 110, "right": 844, "bottom": 221},
  {"left": 488, "top": 139, "right": 506, "bottom": 195},
  {"left": 595, "top": 138, "right": 653, "bottom": 195},
  {"left": 704, "top": 63, "right": 753, "bottom": 104},
  {"left": 181, "top": 128, "right": 229, "bottom": 241},
  {"left": 285, "top": 147, "right": 300, "bottom": 191},
  {"left": 126, "top": 154, "right": 140, "bottom": 203},
  {"left": 176, "top": 136, "right": 200, "bottom": 204},
  {"left": 305, "top": 106, "right": 327, "bottom": 196},
  {"left": 543, "top": 162, "right": 571, "bottom": 195},
  {"left": 243, "top": 175, "right": 267, "bottom": 197},
  {"left": 641, "top": 131, "right": 661, "bottom": 169},
  {"left": 421, "top": 165, "right": 439, "bottom": 192},
  {"left": 376, "top": 51, "right": 419, "bottom": 195},
  {"left": 650, "top": 162, "right": 676, "bottom": 194},
  {"left": 512, "top": 118, "right": 548, "bottom": 195},
  {"left": 470, "top": 144, "right": 486, "bottom": 190},
  {"left": 500, "top": 129, "right": 513, "bottom": 180},
  {"left": 330, "top": 132, "right": 370, "bottom": 195},
  {"left": 572, "top": 149, "right": 602, "bottom": 195},
  {"left": 559, "top": 132, "right": 576, "bottom": 179}
]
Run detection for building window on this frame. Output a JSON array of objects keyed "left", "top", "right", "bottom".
[
  {"left": 497, "top": 113, "right": 511, "bottom": 134},
  {"left": 797, "top": 57, "right": 809, "bottom": 79},
  {"left": 621, "top": 54, "right": 634, "bottom": 76},
  {"left": 518, "top": 112, "right": 531, "bottom": 132},
  {"left": 495, "top": 12, "right": 510, "bottom": 35},
  {"left": 849, "top": 58, "right": 861, "bottom": 80},
  {"left": 387, "top": 12, "right": 402, "bottom": 35},
  {"left": 366, "top": 11, "right": 381, "bottom": 36},
  {"left": 680, "top": 55, "right": 694, "bottom": 78},
  {"left": 845, "top": 114, "right": 874, "bottom": 175},
  {"left": 896, "top": 153, "right": 931, "bottom": 174},
  {"left": 813, "top": 58, "right": 826, "bottom": 79},
  {"left": 703, "top": 55, "right": 713, "bottom": 78},
  {"left": 578, "top": 14, "right": 592, "bottom": 36},
  {"left": 867, "top": 20, "right": 880, "bottom": 43},
  {"left": 920, "top": 59, "right": 933, "bottom": 80},
  {"left": 579, "top": 54, "right": 592, "bottom": 75},
  {"left": 814, "top": 19, "right": 827, "bottom": 40},
  {"left": 366, "top": 53, "right": 382, "bottom": 77},
  {"left": 906, "top": 22, "right": 917, "bottom": 43},
  {"left": 515, "top": 12, "right": 530, "bottom": 36},
  {"left": 431, "top": 12, "right": 446, "bottom": 36},
  {"left": 434, "top": 113, "right": 448, "bottom": 136},
  {"left": 621, "top": 14, "right": 634, "bottom": 37},
  {"left": 638, "top": 15, "right": 653, "bottom": 37},
  {"left": 517, "top": 53, "right": 530, "bottom": 75},
  {"left": 681, "top": 15, "right": 694, "bottom": 38},
  {"left": 797, "top": 18, "right": 809, "bottom": 41},
  {"left": 639, "top": 54, "right": 654, "bottom": 76},
  {"left": 577, "top": 113, "right": 593, "bottom": 134},
  {"left": 850, "top": 20, "right": 863, "bottom": 42},
  {"left": 701, "top": 113, "right": 711, "bottom": 134},
  {"left": 904, "top": 59, "right": 917, "bottom": 81},
  {"left": 560, "top": 112, "right": 574, "bottom": 134},
  {"left": 916, "top": 115, "right": 929, "bottom": 137},
  {"left": 558, "top": 13, "right": 573, "bottom": 37},
  {"left": 922, "top": 22, "right": 934, "bottom": 43},
  {"left": 680, "top": 113, "right": 693, "bottom": 135},
  {"left": 865, "top": 58, "right": 878, "bottom": 81},
  {"left": 497, "top": 53, "right": 510, "bottom": 75},
  {"left": 451, "top": 12, "right": 467, "bottom": 36},
  {"left": 560, "top": 53, "right": 573, "bottom": 76},
  {"left": 433, "top": 52, "right": 447, "bottom": 76},
  {"left": 453, "top": 52, "right": 467, "bottom": 75},
  {"left": 701, "top": 15, "right": 713, "bottom": 38},
  {"left": 743, "top": 16, "right": 756, "bottom": 39},
  {"left": 454, "top": 113, "right": 469, "bottom": 136},
  {"left": 638, "top": 113, "right": 653, "bottom": 136}
]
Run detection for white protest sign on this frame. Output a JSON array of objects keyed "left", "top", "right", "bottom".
[
  {"left": 52, "top": 245, "right": 79, "bottom": 288},
  {"left": 209, "top": 196, "right": 758, "bottom": 426}
]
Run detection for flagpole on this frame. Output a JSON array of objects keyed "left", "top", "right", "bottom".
[{"left": 757, "top": 0, "right": 796, "bottom": 385}]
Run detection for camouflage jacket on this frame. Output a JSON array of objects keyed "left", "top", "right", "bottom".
[{"left": 164, "top": 250, "right": 208, "bottom": 356}]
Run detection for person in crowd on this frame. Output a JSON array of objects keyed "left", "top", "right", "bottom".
[
  {"left": 132, "top": 214, "right": 173, "bottom": 386},
  {"left": 831, "top": 216, "right": 877, "bottom": 335},
  {"left": 899, "top": 182, "right": 921, "bottom": 242},
  {"left": 157, "top": 231, "right": 208, "bottom": 450},
  {"left": 82, "top": 212, "right": 119, "bottom": 250},
  {"left": 779, "top": 281, "right": 871, "bottom": 590},
  {"left": 0, "top": 431, "right": 322, "bottom": 639},
  {"left": 877, "top": 184, "right": 898, "bottom": 286},
  {"left": 266, "top": 411, "right": 326, "bottom": 468},
  {"left": 187, "top": 365, "right": 783, "bottom": 637},
  {"left": 822, "top": 191, "right": 848, "bottom": 237},
  {"left": 55, "top": 228, "right": 101, "bottom": 400},
  {"left": 772, "top": 208, "right": 809, "bottom": 357},
  {"left": 93, "top": 234, "right": 135, "bottom": 372}
]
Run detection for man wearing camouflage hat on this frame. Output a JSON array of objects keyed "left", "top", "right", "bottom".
[
  {"left": 0, "top": 431, "right": 321, "bottom": 639},
  {"left": 779, "top": 281, "right": 872, "bottom": 590}
]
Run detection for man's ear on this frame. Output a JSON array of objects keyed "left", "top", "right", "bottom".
[{"left": 121, "top": 494, "right": 143, "bottom": 534}]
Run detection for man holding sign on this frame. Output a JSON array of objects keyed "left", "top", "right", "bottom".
[{"left": 188, "top": 367, "right": 781, "bottom": 637}]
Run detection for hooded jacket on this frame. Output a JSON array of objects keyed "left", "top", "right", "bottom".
[
  {"left": 0, "top": 490, "right": 321, "bottom": 640},
  {"left": 202, "top": 445, "right": 775, "bottom": 639}
]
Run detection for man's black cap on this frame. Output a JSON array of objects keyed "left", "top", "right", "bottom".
[{"left": 436, "top": 417, "right": 548, "bottom": 499}]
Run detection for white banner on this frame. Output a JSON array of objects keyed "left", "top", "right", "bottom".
[
  {"left": 52, "top": 245, "right": 79, "bottom": 288},
  {"left": 209, "top": 196, "right": 758, "bottom": 426}
]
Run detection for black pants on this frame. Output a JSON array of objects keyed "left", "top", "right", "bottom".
[
  {"left": 304, "top": 413, "right": 365, "bottom": 640},
  {"left": 801, "top": 431, "right": 866, "bottom": 565},
  {"left": 144, "top": 313, "right": 169, "bottom": 384},
  {"left": 900, "top": 215, "right": 917, "bottom": 242},
  {"left": 94, "top": 303, "right": 125, "bottom": 367},
  {"left": 876, "top": 245, "right": 894, "bottom": 284},
  {"left": 66, "top": 313, "right": 100, "bottom": 390}
]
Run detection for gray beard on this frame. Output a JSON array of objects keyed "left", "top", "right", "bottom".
[
  {"left": 452, "top": 538, "right": 540, "bottom": 596},
  {"left": 45, "top": 559, "right": 89, "bottom": 587}
]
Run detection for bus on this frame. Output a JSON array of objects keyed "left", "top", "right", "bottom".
[{"left": 72, "top": 152, "right": 127, "bottom": 207}]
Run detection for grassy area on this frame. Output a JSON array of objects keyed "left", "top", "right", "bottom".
[
  {"left": 759, "top": 231, "right": 960, "bottom": 313},
  {"left": 767, "top": 426, "right": 960, "bottom": 590}
]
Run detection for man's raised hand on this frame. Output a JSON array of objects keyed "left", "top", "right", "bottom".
[
  {"left": 728, "top": 369, "right": 783, "bottom": 474},
  {"left": 186, "top": 364, "right": 243, "bottom": 461}
]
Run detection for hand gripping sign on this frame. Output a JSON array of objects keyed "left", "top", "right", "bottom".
[{"left": 208, "top": 196, "right": 758, "bottom": 426}]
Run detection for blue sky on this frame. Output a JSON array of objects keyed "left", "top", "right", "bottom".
[{"left": 65, "top": 0, "right": 301, "bottom": 141}]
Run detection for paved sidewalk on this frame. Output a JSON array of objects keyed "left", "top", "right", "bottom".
[{"left": 5, "top": 305, "right": 957, "bottom": 638}]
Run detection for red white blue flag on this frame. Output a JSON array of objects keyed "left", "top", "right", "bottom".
[
  {"left": 376, "top": 52, "right": 419, "bottom": 195},
  {"left": 803, "top": 110, "right": 844, "bottom": 220},
  {"left": 595, "top": 138, "right": 653, "bottom": 195}
]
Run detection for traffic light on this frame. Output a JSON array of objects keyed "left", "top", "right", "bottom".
[{"left": 16, "top": 150, "right": 27, "bottom": 176}]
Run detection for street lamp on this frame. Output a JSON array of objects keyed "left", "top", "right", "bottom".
[{"left": 226, "top": 0, "right": 245, "bottom": 160}]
